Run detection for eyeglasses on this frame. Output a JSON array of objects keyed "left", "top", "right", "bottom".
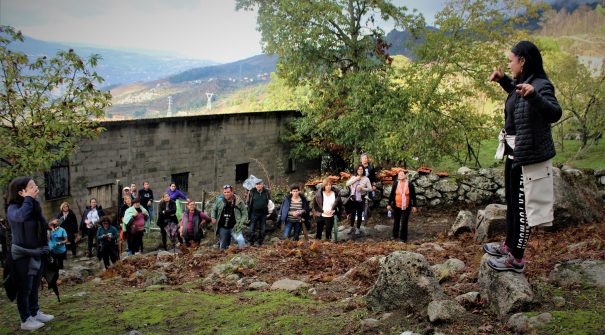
[{"left": 223, "top": 184, "right": 232, "bottom": 190}]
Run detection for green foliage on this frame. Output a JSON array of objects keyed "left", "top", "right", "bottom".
[
  {"left": 540, "top": 37, "right": 605, "bottom": 155},
  {"left": 238, "top": 0, "right": 544, "bottom": 170},
  {"left": 0, "top": 26, "right": 111, "bottom": 186}
]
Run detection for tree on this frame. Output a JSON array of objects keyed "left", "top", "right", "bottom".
[
  {"left": 236, "top": 0, "right": 423, "bottom": 169},
  {"left": 237, "top": 0, "right": 542, "bottom": 170},
  {"left": 0, "top": 26, "right": 112, "bottom": 186},
  {"left": 541, "top": 40, "right": 605, "bottom": 154},
  {"left": 378, "top": 0, "right": 542, "bottom": 167}
]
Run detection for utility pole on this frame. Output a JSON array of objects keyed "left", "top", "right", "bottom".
[
  {"left": 167, "top": 96, "right": 173, "bottom": 116},
  {"left": 206, "top": 92, "right": 214, "bottom": 110}
]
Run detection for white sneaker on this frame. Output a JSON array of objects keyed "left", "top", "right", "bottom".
[
  {"left": 21, "top": 316, "right": 45, "bottom": 331},
  {"left": 34, "top": 310, "right": 54, "bottom": 323}
]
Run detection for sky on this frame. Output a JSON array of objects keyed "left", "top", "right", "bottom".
[{"left": 1, "top": 0, "right": 449, "bottom": 63}]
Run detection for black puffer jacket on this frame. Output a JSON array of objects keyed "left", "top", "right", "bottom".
[{"left": 498, "top": 75, "right": 562, "bottom": 167}]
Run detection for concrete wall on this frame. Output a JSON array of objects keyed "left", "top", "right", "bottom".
[{"left": 3, "top": 110, "right": 318, "bottom": 219}]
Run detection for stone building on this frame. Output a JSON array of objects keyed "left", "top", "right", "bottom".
[{"left": 3, "top": 110, "right": 318, "bottom": 219}]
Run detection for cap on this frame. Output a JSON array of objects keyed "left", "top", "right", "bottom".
[{"left": 123, "top": 186, "right": 131, "bottom": 191}]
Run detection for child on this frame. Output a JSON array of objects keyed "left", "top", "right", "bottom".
[{"left": 48, "top": 218, "right": 68, "bottom": 269}]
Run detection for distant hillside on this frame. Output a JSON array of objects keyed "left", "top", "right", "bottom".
[
  {"left": 7, "top": 36, "right": 217, "bottom": 88},
  {"left": 168, "top": 54, "right": 278, "bottom": 84}
]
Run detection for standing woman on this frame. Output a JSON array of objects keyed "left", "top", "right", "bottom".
[
  {"left": 387, "top": 170, "right": 418, "bottom": 242},
  {"left": 6, "top": 177, "right": 54, "bottom": 331},
  {"left": 179, "top": 200, "right": 211, "bottom": 246},
  {"left": 345, "top": 165, "right": 372, "bottom": 235},
  {"left": 279, "top": 183, "right": 310, "bottom": 241},
  {"left": 56, "top": 202, "right": 78, "bottom": 258},
  {"left": 80, "top": 198, "right": 105, "bottom": 257},
  {"left": 313, "top": 178, "right": 342, "bottom": 241},
  {"left": 157, "top": 192, "right": 177, "bottom": 250},
  {"left": 484, "top": 41, "right": 562, "bottom": 273},
  {"left": 123, "top": 197, "right": 149, "bottom": 255}
]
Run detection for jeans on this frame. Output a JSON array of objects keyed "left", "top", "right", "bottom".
[
  {"left": 86, "top": 227, "right": 98, "bottom": 256},
  {"left": 283, "top": 220, "right": 302, "bottom": 241},
  {"left": 219, "top": 227, "right": 246, "bottom": 249},
  {"left": 349, "top": 200, "right": 364, "bottom": 228},
  {"left": 14, "top": 257, "right": 42, "bottom": 322},
  {"left": 248, "top": 213, "right": 267, "bottom": 245}
]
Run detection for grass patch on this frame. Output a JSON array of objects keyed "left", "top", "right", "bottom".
[
  {"left": 0, "top": 280, "right": 355, "bottom": 335},
  {"left": 432, "top": 139, "right": 605, "bottom": 173}
]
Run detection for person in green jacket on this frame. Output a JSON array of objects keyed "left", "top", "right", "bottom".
[{"left": 211, "top": 185, "right": 247, "bottom": 249}]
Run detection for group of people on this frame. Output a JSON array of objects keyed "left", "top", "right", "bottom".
[{"left": 3, "top": 41, "right": 560, "bottom": 331}]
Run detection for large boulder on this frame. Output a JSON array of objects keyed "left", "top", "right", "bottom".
[
  {"left": 448, "top": 210, "right": 475, "bottom": 237},
  {"left": 474, "top": 204, "right": 507, "bottom": 242},
  {"left": 477, "top": 254, "right": 534, "bottom": 315},
  {"left": 553, "top": 168, "right": 605, "bottom": 227},
  {"left": 549, "top": 259, "right": 605, "bottom": 288},
  {"left": 270, "top": 278, "right": 309, "bottom": 291},
  {"left": 366, "top": 251, "right": 445, "bottom": 314}
]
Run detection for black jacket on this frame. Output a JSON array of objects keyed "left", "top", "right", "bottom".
[
  {"left": 56, "top": 210, "right": 78, "bottom": 238},
  {"left": 498, "top": 75, "right": 562, "bottom": 167},
  {"left": 157, "top": 200, "right": 177, "bottom": 227}
]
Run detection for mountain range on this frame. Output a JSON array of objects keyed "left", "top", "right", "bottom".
[{"left": 6, "top": 35, "right": 217, "bottom": 88}]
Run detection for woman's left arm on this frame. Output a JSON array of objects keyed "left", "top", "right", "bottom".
[{"left": 525, "top": 81, "right": 562, "bottom": 123}]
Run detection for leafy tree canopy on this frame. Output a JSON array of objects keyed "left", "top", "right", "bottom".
[
  {"left": 0, "top": 26, "right": 112, "bottom": 187},
  {"left": 238, "top": 0, "right": 543, "bottom": 171}
]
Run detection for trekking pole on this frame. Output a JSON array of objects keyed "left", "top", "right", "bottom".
[{"left": 333, "top": 216, "right": 339, "bottom": 242}]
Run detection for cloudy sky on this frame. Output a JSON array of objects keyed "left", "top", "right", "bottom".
[{"left": 2, "top": 0, "right": 450, "bottom": 63}]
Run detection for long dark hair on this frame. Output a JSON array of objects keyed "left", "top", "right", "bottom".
[
  {"left": 511, "top": 40, "right": 548, "bottom": 82},
  {"left": 7, "top": 176, "right": 32, "bottom": 205}
]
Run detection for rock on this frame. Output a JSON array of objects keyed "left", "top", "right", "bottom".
[
  {"left": 428, "top": 173, "right": 440, "bottom": 182},
  {"left": 308, "top": 288, "right": 317, "bottom": 295},
  {"left": 427, "top": 299, "right": 466, "bottom": 323},
  {"left": 455, "top": 291, "right": 481, "bottom": 307},
  {"left": 248, "top": 281, "right": 269, "bottom": 290},
  {"left": 360, "top": 318, "right": 380, "bottom": 328},
  {"left": 202, "top": 273, "right": 219, "bottom": 286},
  {"left": 448, "top": 210, "right": 475, "bottom": 237},
  {"left": 553, "top": 167, "right": 605, "bottom": 227},
  {"left": 528, "top": 312, "right": 553, "bottom": 332},
  {"left": 416, "top": 175, "right": 433, "bottom": 188},
  {"left": 434, "top": 179, "right": 459, "bottom": 193},
  {"left": 457, "top": 167, "right": 475, "bottom": 176},
  {"left": 270, "top": 278, "right": 309, "bottom": 291},
  {"left": 74, "top": 291, "right": 89, "bottom": 297},
  {"left": 552, "top": 296, "right": 566, "bottom": 307},
  {"left": 466, "top": 188, "right": 494, "bottom": 203},
  {"left": 467, "top": 175, "right": 499, "bottom": 191},
  {"left": 92, "top": 277, "right": 102, "bottom": 284},
  {"left": 374, "top": 224, "right": 391, "bottom": 232},
  {"left": 212, "top": 254, "right": 256, "bottom": 275},
  {"left": 400, "top": 332, "right": 421, "bottom": 335},
  {"left": 429, "top": 198, "right": 442, "bottom": 207},
  {"left": 549, "top": 259, "right": 605, "bottom": 288},
  {"left": 477, "top": 254, "right": 534, "bottom": 315},
  {"left": 444, "top": 258, "right": 466, "bottom": 272},
  {"left": 154, "top": 261, "right": 172, "bottom": 270},
  {"left": 507, "top": 313, "right": 529, "bottom": 334},
  {"left": 595, "top": 169, "right": 605, "bottom": 177},
  {"left": 495, "top": 188, "right": 505, "bottom": 202},
  {"left": 226, "top": 274, "right": 240, "bottom": 282},
  {"left": 125, "top": 331, "right": 143, "bottom": 335},
  {"left": 366, "top": 251, "right": 445, "bottom": 314},
  {"left": 416, "top": 195, "right": 427, "bottom": 207},
  {"left": 474, "top": 204, "right": 507, "bottom": 242},
  {"left": 144, "top": 271, "right": 168, "bottom": 286}
]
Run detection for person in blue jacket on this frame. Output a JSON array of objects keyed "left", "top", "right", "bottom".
[{"left": 279, "top": 183, "right": 310, "bottom": 241}]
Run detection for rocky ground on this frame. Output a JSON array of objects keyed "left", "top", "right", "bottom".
[{"left": 1, "top": 207, "right": 604, "bottom": 334}]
